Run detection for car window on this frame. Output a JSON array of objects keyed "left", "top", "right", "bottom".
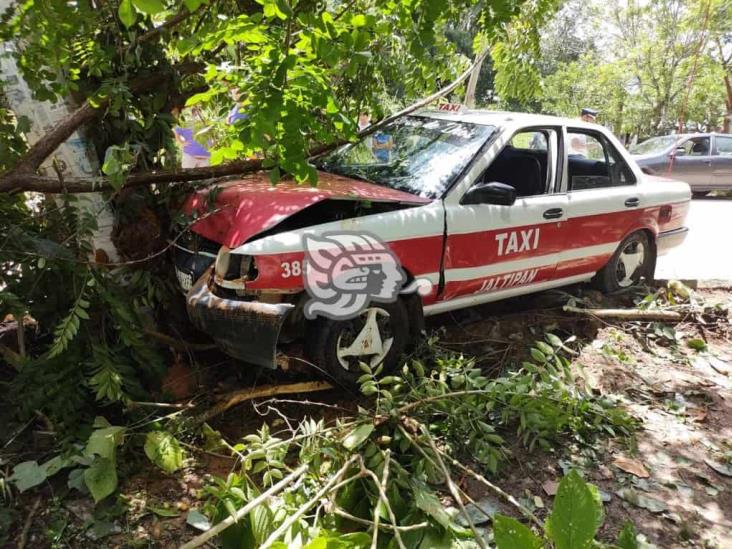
[
  {"left": 716, "top": 136, "right": 732, "bottom": 156},
  {"left": 679, "top": 136, "right": 710, "bottom": 156},
  {"left": 567, "top": 130, "right": 636, "bottom": 191},
  {"left": 630, "top": 135, "right": 677, "bottom": 155},
  {"left": 477, "top": 129, "right": 555, "bottom": 197},
  {"left": 316, "top": 116, "right": 496, "bottom": 199},
  {"left": 510, "top": 131, "right": 547, "bottom": 151}
]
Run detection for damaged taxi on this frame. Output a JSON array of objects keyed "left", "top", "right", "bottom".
[{"left": 174, "top": 107, "right": 691, "bottom": 385}]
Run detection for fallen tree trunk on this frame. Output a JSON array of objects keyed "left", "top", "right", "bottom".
[
  {"left": 0, "top": 49, "right": 489, "bottom": 194},
  {"left": 563, "top": 305, "right": 684, "bottom": 322}
]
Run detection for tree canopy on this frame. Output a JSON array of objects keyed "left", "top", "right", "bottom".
[{"left": 0, "top": 0, "right": 556, "bottom": 193}]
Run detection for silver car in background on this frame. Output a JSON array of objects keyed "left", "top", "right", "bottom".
[{"left": 631, "top": 133, "right": 732, "bottom": 197}]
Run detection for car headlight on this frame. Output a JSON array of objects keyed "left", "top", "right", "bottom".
[
  {"left": 214, "top": 247, "right": 231, "bottom": 277},
  {"left": 240, "top": 255, "right": 258, "bottom": 280}
]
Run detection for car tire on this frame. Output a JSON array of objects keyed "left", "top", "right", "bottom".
[
  {"left": 305, "top": 299, "right": 410, "bottom": 388},
  {"left": 594, "top": 231, "right": 655, "bottom": 293},
  {"left": 692, "top": 191, "right": 709, "bottom": 198}
]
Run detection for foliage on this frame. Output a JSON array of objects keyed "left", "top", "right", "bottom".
[
  {"left": 538, "top": 0, "right": 728, "bottom": 136},
  {"left": 493, "top": 470, "right": 639, "bottom": 549},
  {"left": 7, "top": 418, "right": 186, "bottom": 504},
  {"left": 0, "top": 194, "right": 174, "bottom": 433},
  {"left": 192, "top": 338, "right": 634, "bottom": 547},
  {"left": 0, "top": 0, "right": 559, "bottom": 185}
]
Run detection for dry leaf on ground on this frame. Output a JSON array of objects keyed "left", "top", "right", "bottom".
[{"left": 612, "top": 456, "right": 650, "bottom": 478}]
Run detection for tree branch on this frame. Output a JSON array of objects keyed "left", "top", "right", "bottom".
[
  {"left": 0, "top": 63, "right": 203, "bottom": 192},
  {"left": 0, "top": 48, "right": 489, "bottom": 194}
]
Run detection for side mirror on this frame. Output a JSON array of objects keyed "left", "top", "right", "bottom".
[
  {"left": 461, "top": 181, "right": 517, "bottom": 206},
  {"left": 671, "top": 146, "right": 686, "bottom": 157}
]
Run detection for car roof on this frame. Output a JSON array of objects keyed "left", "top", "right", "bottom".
[{"left": 414, "top": 108, "right": 600, "bottom": 130}]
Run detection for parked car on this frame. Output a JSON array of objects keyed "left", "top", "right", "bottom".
[
  {"left": 631, "top": 132, "right": 732, "bottom": 197},
  {"left": 174, "top": 108, "right": 691, "bottom": 384}
]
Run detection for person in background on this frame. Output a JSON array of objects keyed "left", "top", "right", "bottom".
[
  {"left": 358, "top": 112, "right": 371, "bottom": 132},
  {"left": 569, "top": 107, "right": 598, "bottom": 156},
  {"left": 372, "top": 130, "right": 393, "bottom": 162},
  {"left": 172, "top": 105, "right": 211, "bottom": 168},
  {"left": 227, "top": 87, "right": 248, "bottom": 125},
  {"left": 580, "top": 107, "right": 598, "bottom": 123}
]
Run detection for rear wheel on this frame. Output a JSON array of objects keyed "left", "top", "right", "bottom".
[
  {"left": 594, "top": 231, "right": 654, "bottom": 292},
  {"left": 305, "top": 300, "right": 410, "bottom": 388}
]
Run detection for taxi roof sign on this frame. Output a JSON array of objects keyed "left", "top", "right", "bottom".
[{"left": 437, "top": 103, "right": 465, "bottom": 113}]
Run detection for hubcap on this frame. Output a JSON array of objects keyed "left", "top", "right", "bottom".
[
  {"left": 616, "top": 240, "right": 645, "bottom": 287},
  {"left": 336, "top": 307, "right": 394, "bottom": 371}
]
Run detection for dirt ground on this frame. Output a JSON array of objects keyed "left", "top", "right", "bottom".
[
  {"left": 437, "top": 285, "right": 732, "bottom": 548},
  {"left": 5, "top": 283, "right": 732, "bottom": 548}
]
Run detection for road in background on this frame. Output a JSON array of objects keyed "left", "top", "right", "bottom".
[{"left": 656, "top": 197, "right": 732, "bottom": 282}]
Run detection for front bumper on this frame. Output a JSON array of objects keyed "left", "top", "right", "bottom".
[
  {"left": 186, "top": 270, "right": 295, "bottom": 368},
  {"left": 657, "top": 227, "right": 689, "bottom": 256}
]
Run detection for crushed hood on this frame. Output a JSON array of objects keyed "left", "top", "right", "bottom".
[{"left": 184, "top": 171, "right": 430, "bottom": 248}]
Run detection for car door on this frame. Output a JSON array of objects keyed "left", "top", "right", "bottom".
[
  {"left": 435, "top": 127, "right": 568, "bottom": 309},
  {"left": 559, "top": 128, "right": 642, "bottom": 279},
  {"left": 669, "top": 135, "right": 713, "bottom": 187},
  {"left": 712, "top": 135, "right": 732, "bottom": 188}
]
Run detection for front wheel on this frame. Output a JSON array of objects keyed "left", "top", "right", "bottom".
[
  {"left": 594, "top": 231, "right": 655, "bottom": 292},
  {"left": 305, "top": 300, "right": 410, "bottom": 388}
]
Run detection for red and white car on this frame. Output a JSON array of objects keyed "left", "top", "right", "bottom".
[{"left": 175, "top": 108, "right": 690, "bottom": 385}]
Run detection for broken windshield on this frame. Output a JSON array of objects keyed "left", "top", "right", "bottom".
[{"left": 316, "top": 116, "right": 496, "bottom": 199}]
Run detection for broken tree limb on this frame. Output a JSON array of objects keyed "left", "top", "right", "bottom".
[
  {"left": 195, "top": 381, "right": 334, "bottom": 425},
  {"left": 0, "top": 63, "right": 203, "bottom": 193},
  {"left": 562, "top": 305, "right": 684, "bottom": 322},
  {"left": 1, "top": 48, "right": 489, "bottom": 194},
  {"left": 357, "top": 47, "right": 491, "bottom": 141},
  {"left": 180, "top": 464, "right": 309, "bottom": 549}
]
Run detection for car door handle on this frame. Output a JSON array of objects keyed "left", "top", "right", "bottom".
[
  {"left": 543, "top": 208, "right": 564, "bottom": 219},
  {"left": 624, "top": 197, "right": 640, "bottom": 208}
]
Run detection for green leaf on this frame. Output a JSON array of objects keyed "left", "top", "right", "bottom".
[
  {"left": 186, "top": 509, "right": 211, "bottom": 531},
  {"left": 9, "top": 461, "right": 47, "bottom": 492},
  {"left": 351, "top": 14, "right": 367, "bottom": 27},
  {"left": 545, "top": 333, "right": 564, "bottom": 348},
  {"left": 250, "top": 504, "right": 272, "bottom": 545},
  {"left": 535, "top": 341, "right": 554, "bottom": 356},
  {"left": 118, "top": 0, "right": 137, "bottom": 27},
  {"left": 687, "top": 338, "right": 707, "bottom": 351},
  {"left": 342, "top": 423, "right": 374, "bottom": 450},
  {"left": 40, "top": 455, "right": 73, "bottom": 477},
  {"left": 493, "top": 515, "right": 543, "bottom": 549},
  {"left": 84, "top": 457, "right": 118, "bottom": 503},
  {"left": 85, "top": 426, "right": 126, "bottom": 461},
  {"left": 413, "top": 482, "right": 451, "bottom": 529},
  {"left": 183, "top": 0, "right": 206, "bottom": 10},
  {"left": 144, "top": 431, "right": 185, "bottom": 473},
  {"left": 530, "top": 348, "right": 546, "bottom": 363},
  {"left": 149, "top": 505, "right": 179, "bottom": 517},
  {"left": 546, "top": 470, "right": 604, "bottom": 549},
  {"left": 617, "top": 521, "right": 638, "bottom": 549},
  {"left": 132, "top": 0, "right": 165, "bottom": 15}
]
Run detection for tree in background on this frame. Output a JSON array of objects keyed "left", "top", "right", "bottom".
[
  {"left": 497, "top": 0, "right": 729, "bottom": 140},
  {"left": 707, "top": 0, "right": 732, "bottom": 131}
]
